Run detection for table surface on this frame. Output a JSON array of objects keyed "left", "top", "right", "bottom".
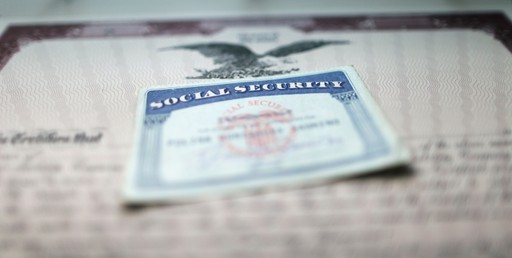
[{"left": 0, "top": 0, "right": 511, "bottom": 22}]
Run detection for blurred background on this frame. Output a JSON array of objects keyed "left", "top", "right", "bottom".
[{"left": 0, "top": 0, "right": 510, "bottom": 21}]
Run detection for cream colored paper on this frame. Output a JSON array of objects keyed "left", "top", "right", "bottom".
[{"left": 0, "top": 26, "right": 511, "bottom": 257}]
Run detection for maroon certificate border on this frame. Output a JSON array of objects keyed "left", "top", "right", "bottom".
[{"left": 1, "top": 12, "right": 511, "bottom": 71}]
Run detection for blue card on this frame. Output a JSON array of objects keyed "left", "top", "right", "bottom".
[{"left": 124, "top": 67, "right": 409, "bottom": 203}]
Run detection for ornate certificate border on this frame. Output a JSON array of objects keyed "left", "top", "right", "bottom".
[{"left": 1, "top": 12, "right": 512, "bottom": 71}]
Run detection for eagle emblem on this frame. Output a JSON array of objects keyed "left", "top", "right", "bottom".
[{"left": 159, "top": 40, "right": 349, "bottom": 79}]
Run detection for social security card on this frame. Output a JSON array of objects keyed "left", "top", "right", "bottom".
[{"left": 124, "top": 67, "right": 409, "bottom": 203}]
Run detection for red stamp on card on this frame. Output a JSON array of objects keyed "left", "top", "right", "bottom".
[{"left": 218, "top": 99, "right": 296, "bottom": 157}]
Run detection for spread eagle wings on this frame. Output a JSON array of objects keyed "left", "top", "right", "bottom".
[{"left": 158, "top": 40, "right": 350, "bottom": 68}]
